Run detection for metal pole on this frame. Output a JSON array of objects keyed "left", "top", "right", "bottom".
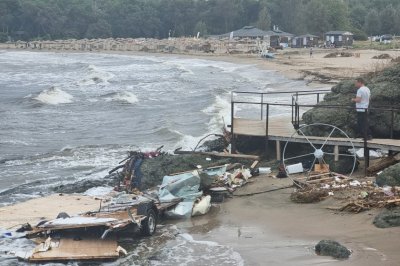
[
  {"left": 391, "top": 108, "right": 394, "bottom": 139},
  {"left": 291, "top": 96, "right": 294, "bottom": 124},
  {"left": 265, "top": 104, "right": 269, "bottom": 155},
  {"left": 231, "top": 102, "right": 236, "bottom": 153},
  {"left": 363, "top": 109, "right": 369, "bottom": 176},
  {"left": 261, "top": 94, "right": 264, "bottom": 120},
  {"left": 317, "top": 93, "right": 320, "bottom": 103}
]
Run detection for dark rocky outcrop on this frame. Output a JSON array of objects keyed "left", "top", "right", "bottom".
[
  {"left": 376, "top": 162, "right": 400, "bottom": 187},
  {"left": 373, "top": 207, "right": 400, "bottom": 228},
  {"left": 315, "top": 240, "right": 351, "bottom": 259},
  {"left": 302, "top": 63, "right": 400, "bottom": 138},
  {"left": 372, "top": 54, "right": 392, "bottom": 59},
  {"left": 54, "top": 154, "right": 255, "bottom": 194}
]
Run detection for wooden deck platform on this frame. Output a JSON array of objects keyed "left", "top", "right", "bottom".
[{"left": 233, "top": 117, "right": 400, "bottom": 152}]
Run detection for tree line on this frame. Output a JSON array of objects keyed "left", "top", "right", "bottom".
[{"left": 1, "top": 0, "right": 400, "bottom": 42}]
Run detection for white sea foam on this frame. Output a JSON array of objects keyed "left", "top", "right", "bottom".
[
  {"left": 80, "top": 64, "right": 115, "bottom": 85},
  {"left": 202, "top": 94, "right": 232, "bottom": 132},
  {"left": 33, "top": 87, "right": 73, "bottom": 105},
  {"left": 84, "top": 186, "right": 114, "bottom": 197},
  {"left": 148, "top": 232, "right": 245, "bottom": 266},
  {"left": 104, "top": 91, "right": 139, "bottom": 104}
]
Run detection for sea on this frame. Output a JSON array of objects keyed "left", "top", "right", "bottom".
[{"left": 0, "top": 50, "right": 327, "bottom": 265}]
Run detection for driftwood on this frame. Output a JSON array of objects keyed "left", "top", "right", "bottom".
[
  {"left": 174, "top": 149, "right": 260, "bottom": 160},
  {"left": 328, "top": 198, "right": 400, "bottom": 213},
  {"left": 367, "top": 155, "right": 400, "bottom": 174}
]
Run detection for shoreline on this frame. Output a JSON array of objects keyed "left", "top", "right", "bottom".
[{"left": 2, "top": 45, "right": 399, "bottom": 87}]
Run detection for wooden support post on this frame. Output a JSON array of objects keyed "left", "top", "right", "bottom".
[
  {"left": 276, "top": 141, "right": 281, "bottom": 161},
  {"left": 334, "top": 145, "right": 339, "bottom": 162}
]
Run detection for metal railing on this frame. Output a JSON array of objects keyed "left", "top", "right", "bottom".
[
  {"left": 231, "top": 89, "right": 330, "bottom": 123},
  {"left": 230, "top": 90, "right": 400, "bottom": 173}
]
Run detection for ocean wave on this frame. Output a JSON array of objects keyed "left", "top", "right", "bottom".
[
  {"left": 79, "top": 64, "right": 115, "bottom": 85},
  {"left": 33, "top": 86, "right": 73, "bottom": 105},
  {"left": 102, "top": 91, "right": 139, "bottom": 104},
  {"left": 202, "top": 94, "right": 232, "bottom": 132},
  {"left": 148, "top": 232, "right": 244, "bottom": 266}
]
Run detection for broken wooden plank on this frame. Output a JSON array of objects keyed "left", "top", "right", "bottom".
[
  {"left": 173, "top": 150, "right": 260, "bottom": 160},
  {"left": 386, "top": 198, "right": 400, "bottom": 204},
  {"left": 250, "top": 160, "right": 259, "bottom": 169},
  {"left": 306, "top": 177, "right": 335, "bottom": 184},
  {"left": 0, "top": 194, "right": 101, "bottom": 229},
  {"left": 28, "top": 238, "right": 120, "bottom": 262}
]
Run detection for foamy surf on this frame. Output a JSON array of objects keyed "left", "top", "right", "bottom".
[
  {"left": 148, "top": 232, "right": 244, "bottom": 266},
  {"left": 103, "top": 91, "right": 139, "bottom": 104},
  {"left": 33, "top": 87, "right": 73, "bottom": 105},
  {"left": 202, "top": 94, "right": 232, "bottom": 132},
  {"left": 79, "top": 64, "right": 115, "bottom": 85}
]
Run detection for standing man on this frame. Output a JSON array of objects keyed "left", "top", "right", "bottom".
[
  {"left": 352, "top": 77, "right": 372, "bottom": 139},
  {"left": 310, "top": 47, "right": 313, "bottom": 58}
]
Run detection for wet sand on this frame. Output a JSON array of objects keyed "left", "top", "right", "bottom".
[{"left": 176, "top": 175, "right": 400, "bottom": 266}]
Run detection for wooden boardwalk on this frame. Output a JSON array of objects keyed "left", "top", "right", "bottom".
[{"left": 233, "top": 116, "right": 400, "bottom": 152}]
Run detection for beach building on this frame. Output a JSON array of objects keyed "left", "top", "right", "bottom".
[
  {"left": 264, "top": 29, "right": 294, "bottom": 48},
  {"left": 292, "top": 34, "right": 319, "bottom": 48},
  {"left": 324, "top": 31, "right": 354, "bottom": 47},
  {"left": 218, "top": 26, "right": 294, "bottom": 48},
  {"left": 218, "top": 26, "right": 270, "bottom": 40}
]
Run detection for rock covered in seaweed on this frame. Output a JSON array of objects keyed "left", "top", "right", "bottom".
[
  {"left": 315, "top": 240, "right": 351, "bottom": 259},
  {"left": 376, "top": 162, "right": 400, "bottom": 187},
  {"left": 302, "top": 63, "right": 400, "bottom": 138},
  {"left": 373, "top": 207, "right": 400, "bottom": 228}
]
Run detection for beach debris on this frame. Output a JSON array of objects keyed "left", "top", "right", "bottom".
[
  {"left": 293, "top": 171, "right": 400, "bottom": 212},
  {"left": 373, "top": 206, "right": 400, "bottom": 228},
  {"left": 21, "top": 237, "right": 123, "bottom": 262},
  {"left": 315, "top": 240, "right": 351, "bottom": 259},
  {"left": 13, "top": 190, "right": 183, "bottom": 262},
  {"left": 285, "top": 163, "right": 304, "bottom": 174},
  {"left": 174, "top": 148, "right": 260, "bottom": 160},
  {"left": 276, "top": 164, "right": 288, "bottom": 178},
  {"left": 367, "top": 153, "right": 400, "bottom": 175},
  {"left": 354, "top": 148, "right": 382, "bottom": 159},
  {"left": 4, "top": 145, "right": 260, "bottom": 263},
  {"left": 392, "top": 56, "right": 400, "bottom": 63},
  {"left": 192, "top": 195, "right": 212, "bottom": 216},
  {"left": 158, "top": 163, "right": 253, "bottom": 218},
  {"left": 209, "top": 187, "right": 229, "bottom": 202},
  {"left": 159, "top": 170, "right": 205, "bottom": 219},
  {"left": 15, "top": 223, "right": 32, "bottom": 233},
  {"left": 314, "top": 163, "right": 330, "bottom": 173},
  {"left": 324, "top": 52, "right": 353, "bottom": 58},
  {"left": 259, "top": 167, "right": 271, "bottom": 174},
  {"left": 372, "top": 54, "right": 392, "bottom": 59},
  {"left": 290, "top": 188, "right": 328, "bottom": 203}
]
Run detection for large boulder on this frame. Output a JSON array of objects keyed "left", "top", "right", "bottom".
[
  {"left": 375, "top": 162, "right": 400, "bottom": 187},
  {"left": 303, "top": 63, "right": 400, "bottom": 138},
  {"left": 315, "top": 240, "right": 351, "bottom": 259},
  {"left": 373, "top": 207, "right": 400, "bottom": 228}
]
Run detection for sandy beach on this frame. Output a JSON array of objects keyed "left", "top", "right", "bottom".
[{"left": 176, "top": 175, "right": 400, "bottom": 266}]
